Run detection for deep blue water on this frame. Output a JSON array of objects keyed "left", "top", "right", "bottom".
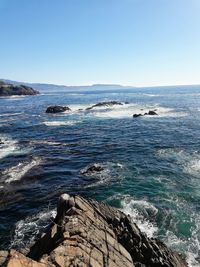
[{"left": 0, "top": 86, "right": 200, "bottom": 266}]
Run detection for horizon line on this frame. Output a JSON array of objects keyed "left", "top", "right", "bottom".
[{"left": 1, "top": 78, "right": 200, "bottom": 89}]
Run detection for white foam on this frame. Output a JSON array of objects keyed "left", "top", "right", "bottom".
[
  {"left": 43, "top": 120, "right": 80, "bottom": 126},
  {"left": 10, "top": 209, "right": 56, "bottom": 249},
  {"left": 82, "top": 162, "right": 124, "bottom": 188},
  {"left": 91, "top": 104, "right": 187, "bottom": 119},
  {"left": 121, "top": 197, "right": 158, "bottom": 238},
  {"left": 163, "top": 230, "right": 200, "bottom": 267},
  {"left": 0, "top": 136, "right": 19, "bottom": 159},
  {"left": 0, "top": 112, "right": 22, "bottom": 117},
  {"left": 3, "top": 158, "right": 41, "bottom": 183},
  {"left": 158, "top": 148, "right": 200, "bottom": 177}
]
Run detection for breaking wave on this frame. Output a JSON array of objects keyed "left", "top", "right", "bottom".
[
  {"left": 2, "top": 158, "right": 42, "bottom": 183},
  {"left": 42, "top": 120, "right": 80, "bottom": 126},
  {"left": 0, "top": 136, "right": 19, "bottom": 159},
  {"left": 10, "top": 209, "right": 56, "bottom": 250},
  {"left": 121, "top": 196, "right": 158, "bottom": 238}
]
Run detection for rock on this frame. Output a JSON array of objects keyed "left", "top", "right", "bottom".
[
  {"left": 133, "top": 114, "right": 143, "bottom": 118},
  {"left": 147, "top": 110, "right": 158, "bottom": 116},
  {"left": 0, "top": 81, "right": 39, "bottom": 96},
  {"left": 86, "top": 101, "right": 123, "bottom": 110},
  {"left": 0, "top": 139, "right": 4, "bottom": 145},
  {"left": 4, "top": 250, "right": 45, "bottom": 267},
  {"left": 80, "top": 163, "right": 104, "bottom": 174},
  {"left": 133, "top": 110, "right": 158, "bottom": 118},
  {"left": 2, "top": 194, "right": 188, "bottom": 267},
  {"left": 46, "top": 106, "right": 71, "bottom": 113},
  {"left": 0, "top": 250, "right": 8, "bottom": 266}
]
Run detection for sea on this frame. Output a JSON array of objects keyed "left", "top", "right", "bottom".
[{"left": 0, "top": 85, "right": 200, "bottom": 266}]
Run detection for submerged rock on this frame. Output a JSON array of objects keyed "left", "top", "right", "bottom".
[
  {"left": 0, "top": 81, "right": 39, "bottom": 96},
  {"left": 86, "top": 101, "right": 123, "bottom": 110},
  {"left": 81, "top": 163, "right": 104, "bottom": 174},
  {"left": 46, "top": 105, "right": 71, "bottom": 113},
  {"left": 1, "top": 194, "right": 188, "bottom": 267}
]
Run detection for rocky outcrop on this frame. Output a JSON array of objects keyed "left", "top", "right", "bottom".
[
  {"left": 0, "top": 81, "right": 39, "bottom": 96},
  {"left": 1, "top": 194, "right": 188, "bottom": 267},
  {"left": 80, "top": 163, "right": 104, "bottom": 175},
  {"left": 86, "top": 101, "right": 124, "bottom": 110},
  {"left": 46, "top": 106, "right": 71, "bottom": 113},
  {"left": 133, "top": 110, "right": 158, "bottom": 118}
]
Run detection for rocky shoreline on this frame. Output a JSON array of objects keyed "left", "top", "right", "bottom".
[
  {"left": 0, "top": 194, "right": 188, "bottom": 267},
  {"left": 0, "top": 81, "right": 39, "bottom": 96}
]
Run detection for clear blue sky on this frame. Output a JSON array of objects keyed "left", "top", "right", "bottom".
[{"left": 0, "top": 0, "right": 200, "bottom": 86}]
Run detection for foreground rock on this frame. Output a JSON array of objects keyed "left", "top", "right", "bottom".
[
  {"left": 86, "top": 101, "right": 124, "bottom": 110},
  {"left": 46, "top": 106, "right": 71, "bottom": 113},
  {"left": 0, "top": 81, "right": 39, "bottom": 96},
  {"left": 133, "top": 110, "right": 158, "bottom": 118},
  {"left": 1, "top": 194, "right": 188, "bottom": 267}
]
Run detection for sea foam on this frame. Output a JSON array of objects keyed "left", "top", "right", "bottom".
[{"left": 3, "top": 158, "right": 41, "bottom": 183}]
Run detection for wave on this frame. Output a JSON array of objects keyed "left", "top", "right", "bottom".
[
  {"left": 10, "top": 209, "right": 56, "bottom": 250},
  {"left": 157, "top": 148, "right": 200, "bottom": 177},
  {"left": 0, "top": 136, "right": 19, "bottom": 159},
  {"left": 91, "top": 104, "right": 187, "bottom": 119},
  {"left": 42, "top": 120, "right": 80, "bottom": 126},
  {"left": 0, "top": 112, "right": 22, "bottom": 117},
  {"left": 2, "top": 158, "right": 42, "bottom": 183},
  {"left": 121, "top": 196, "right": 158, "bottom": 238}
]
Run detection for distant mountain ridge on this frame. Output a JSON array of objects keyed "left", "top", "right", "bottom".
[{"left": 1, "top": 79, "right": 132, "bottom": 92}]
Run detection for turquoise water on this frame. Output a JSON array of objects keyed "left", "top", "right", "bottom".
[{"left": 0, "top": 86, "right": 200, "bottom": 266}]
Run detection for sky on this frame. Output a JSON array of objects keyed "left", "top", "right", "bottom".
[{"left": 0, "top": 0, "right": 200, "bottom": 86}]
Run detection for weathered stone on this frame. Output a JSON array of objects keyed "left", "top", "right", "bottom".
[{"left": 2, "top": 194, "right": 188, "bottom": 267}]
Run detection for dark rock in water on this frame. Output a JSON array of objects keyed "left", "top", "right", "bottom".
[
  {"left": 125, "top": 101, "right": 129, "bottom": 104},
  {"left": 148, "top": 110, "right": 158, "bottom": 115},
  {"left": 0, "top": 81, "right": 39, "bottom": 96},
  {"left": 133, "top": 113, "right": 143, "bottom": 118},
  {"left": 0, "top": 139, "right": 4, "bottom": 145},
  {"left": 1, "top": 194, "right": 188, "bottom": 267},
  {"left": 133, "top": 110, "right": 158, "bottom": 118},
  {"left": 81, "top": 163, "right": 104, "bottom": 174},
  {"left": 46, "top": 105, "right": 71, "bottom": 113},
  {"left": 86, "top": 101, "right": 123, "bottom": 110}
]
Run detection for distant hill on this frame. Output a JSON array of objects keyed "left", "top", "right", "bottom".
[
  {"left": 0, "top": 80, "right": 39, "bottom": 96},
  {"left": 1, "top": 79, "right": 133, "bottom": 92}
]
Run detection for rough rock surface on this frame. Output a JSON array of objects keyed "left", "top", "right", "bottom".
[
  {"left": 46, "top": 106, "right": 71, "bottom": 113},
  {"left": 0, "top": 81, "right": 39, "bottom": 96},
  {"left": 1, "top": 194, "right": 188, "bottom": 267},
  {"left": 86, "top": 101, "right": 123, "bottom": 110}
]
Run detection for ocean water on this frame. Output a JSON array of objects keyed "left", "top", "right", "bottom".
[{"left": 0, "top": 86, "right": 200, "bottom": 266}]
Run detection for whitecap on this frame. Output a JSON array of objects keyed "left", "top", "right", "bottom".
[
  {"left": 121, "top": 196, "right": 158, "bottom": 238},
  {"left": 0, "top": 112, "right": 22, "bottom": 117},
  {"left": 42, "top": 120, "right": 80, "bottom": 126},
  {"left": 91, "top": 104, "right": 187, "bottom": 119},
  {"left": 0, "top": 136, "right": 19, "bottom": 159},
  {"left": 10, "top": 209, "right": 56, "bottom": 249},
  {"left": 3, "top": 158, "right": 42, "bottom": 183}
]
